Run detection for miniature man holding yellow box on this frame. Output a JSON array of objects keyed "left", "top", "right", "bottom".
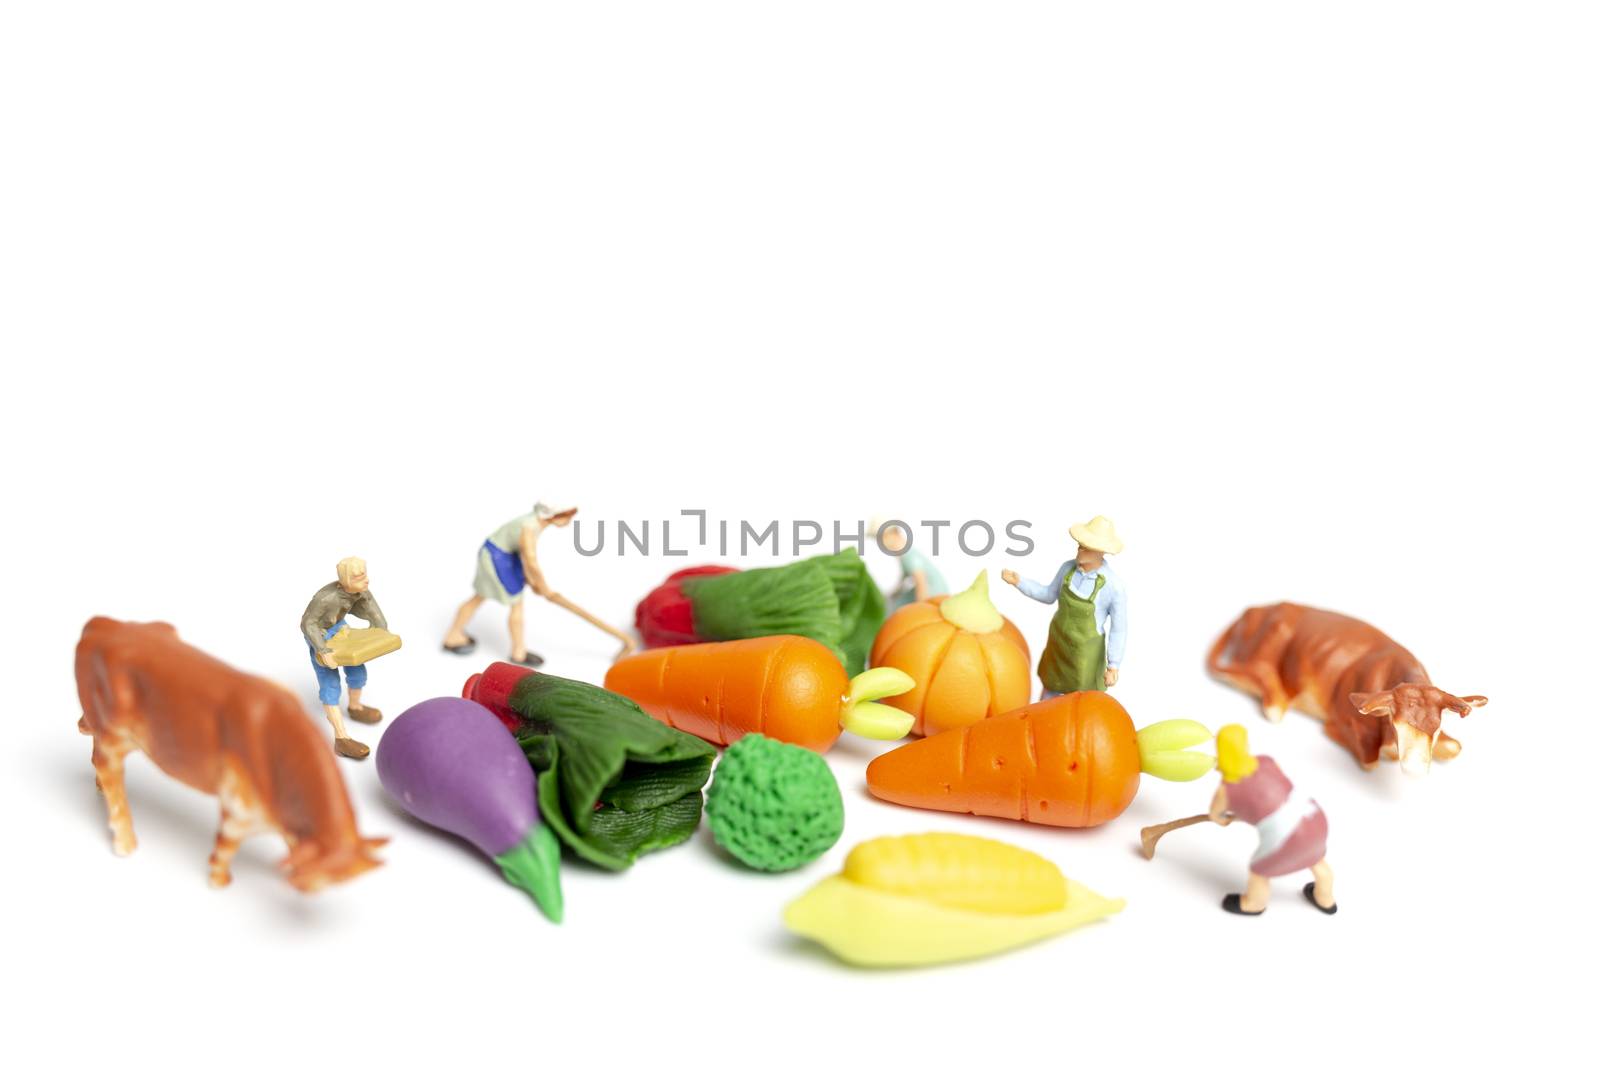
[{"left": 300, "top": 557, "right": 397, "bottom": 760}]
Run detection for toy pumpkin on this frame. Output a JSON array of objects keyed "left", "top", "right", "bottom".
[{"left": 868, "top": 571, "right": 1031, "bottom": 736}]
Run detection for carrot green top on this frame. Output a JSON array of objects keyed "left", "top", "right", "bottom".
[
  {"left": 840, "top": 667, "right": 916, "bottom": 739},
  {"left": 1135, "top": 719, "right": 1215, "bottom": 781}
]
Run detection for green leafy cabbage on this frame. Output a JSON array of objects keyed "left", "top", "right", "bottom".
[{"left": 510, "top": 673, "right": 716, "bottom": 870}]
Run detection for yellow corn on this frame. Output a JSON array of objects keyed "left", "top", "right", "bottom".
[
  {"left": 785, "top": 832, "right": 1124, "bottom": 967},
  {"left": 841, "top": 832, "right": 1067, "bottom": 915}
]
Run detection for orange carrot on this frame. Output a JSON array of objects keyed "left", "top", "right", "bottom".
[
  {"left": 866, "top": 692, "right": 1214, "bottom": 828},
  {"left": 604, "top": 635, "right": 915, "bottom": 752}
]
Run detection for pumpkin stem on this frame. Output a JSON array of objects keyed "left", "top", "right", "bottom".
[
  {"left": 1136, "top": 719, "right": 1216, "bottom": 781},
  {"left": 938, "top": 571, "right": 1004, "bottom": 634},
  {"left": 840, "top": 667, "right": 916, "bottom": 740}
]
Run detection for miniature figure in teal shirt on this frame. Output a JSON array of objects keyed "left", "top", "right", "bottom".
[
  {"left": 1002, "top": 516, "right": 1126, "bottom": 699},
  {"left": 874, "top": 520, "right": 948, "bottom": 610}
]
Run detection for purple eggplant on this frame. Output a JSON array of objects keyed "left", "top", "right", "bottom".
[{"left": 376, "top": 697, "right": 562, "bottom": 921}]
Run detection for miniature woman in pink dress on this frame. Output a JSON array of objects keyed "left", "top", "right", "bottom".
[{"left": 1210, "top": 724, "right": 1337, "bottom": 916}]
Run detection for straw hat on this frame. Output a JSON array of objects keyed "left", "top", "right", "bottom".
[{"left": 1069, "top": 515, "right": 1123, "bottom": 554}]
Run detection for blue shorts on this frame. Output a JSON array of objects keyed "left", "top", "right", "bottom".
[{"left": 309, "top": 620, "right": 368, "bottom": 706}]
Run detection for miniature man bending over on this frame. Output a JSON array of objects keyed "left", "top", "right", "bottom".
[{"left": 302, "top": 557, "right": 387, "bottom": 761}]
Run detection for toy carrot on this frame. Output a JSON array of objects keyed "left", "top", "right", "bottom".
[
  {"left": 866, "top": 691, "right": 1213, "bottom": 828},
  {"left": 604, "top": 635, "right": 916, "bottom": 751},
  {"left": 633, "top": 550, "right": 885, "bottom": 674}
]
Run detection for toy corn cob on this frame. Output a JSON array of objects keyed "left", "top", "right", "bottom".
[
  {"left": 633, "top": 549, "right": 885, "bottom": 674},
  {"left": 783, "top": 832, "right": 1123, "bottom": 967}
]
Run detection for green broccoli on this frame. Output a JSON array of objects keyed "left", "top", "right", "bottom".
[{"left": 704, "top": 734, "right": 844, "bottom": 871}]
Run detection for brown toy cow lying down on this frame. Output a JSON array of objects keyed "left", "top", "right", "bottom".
[
  {"left": 1208, "top": 603, "right": 1486, "bottom": 775},
  {"left": 75, "top": 617, "right": 385, "bottom": 890}
]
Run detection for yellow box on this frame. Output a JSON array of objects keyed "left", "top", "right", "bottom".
[{"left": 325, "top": 627, "right": 403, "bottom": 667}]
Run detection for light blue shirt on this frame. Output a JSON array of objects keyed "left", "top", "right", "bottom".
[{"left": 1015, "top": 561, "right": 1127, "bottom": 669}]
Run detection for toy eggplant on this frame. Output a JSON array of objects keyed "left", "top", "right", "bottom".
[{"left": 376, "top": 697, "right": 563, "bottom": 921}]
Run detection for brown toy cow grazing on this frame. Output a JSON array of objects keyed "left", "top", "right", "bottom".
[
  {"left": 1208, "top": 604, "right": 1486, "bottom": 775},
  {"left": 75, "top": 618, "right": 385, "bottom": 890}
]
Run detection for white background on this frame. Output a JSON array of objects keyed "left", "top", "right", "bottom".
[{"left": 3, "top": 2, "right": 1594, "bottom": 1064}]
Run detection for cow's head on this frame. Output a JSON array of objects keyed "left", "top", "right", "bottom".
[
  {"left": 1349, "top": 685, "right": 1487, "bottom": 775},
  {"left": 282, "top": 836, "right": 387, "bottom": 892}
]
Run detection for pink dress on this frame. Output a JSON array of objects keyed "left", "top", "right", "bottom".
[{"left": 1225, "top": 756, "right": 1328, "bottom": 877}]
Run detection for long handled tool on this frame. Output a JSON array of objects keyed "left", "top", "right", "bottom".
[
  {"left": 1139, "top": 812, "right": 1229, "bottom": 859},
  {"left": 543, "top": 590, "right": 639, "bottom": 660}
]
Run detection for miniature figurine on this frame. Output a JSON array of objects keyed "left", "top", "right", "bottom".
[
  {"left": 1144, "top": 724, "right": 1337, "bottom": 917},
  {"left": 1001, "top": 515, "right": 1126, "bottom": 698},
  {"left": 75, "top": 617, "right": 385, "bottom": 890},
  {"left": 443, "top": 503, "right": 637, "bottom": 664},
  {"left": 1208, "top": 602, "right": 1487, "bottom": 775},
  {"left": 871, "top": 520, "right": 947, "bottom": 610},
  {"left": 783, "top": 832, "right": 1124, "bottom": 968},
  {"left": 301, "top": 556, "right": 399, "bottom": 760}
]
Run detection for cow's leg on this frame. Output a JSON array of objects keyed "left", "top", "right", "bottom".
[
  {"left": 1211, "top": 656, "right": 1290, "bottom": 720},
  {"left": 1260, "top": 693, "right": 1291, "bottom": 724},
  {"left": 1219, "top": 615, "right": 1297, "bottom": 722},
  {"left": 208, "top": 769, "right": 260, "bottom": 888},
  {"left": 1236, "top": 661, "right": 1291, "bottom": 722},
  {"left": 1432, "top": 731, "right": 1461, "bottom": 760},
  {"left": 207, "top": 809, "right": 248, "bottom": 888},
  {"left": 91, "top": 736, "right": 137, "bottom": 856}
]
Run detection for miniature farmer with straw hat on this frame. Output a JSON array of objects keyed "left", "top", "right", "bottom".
[{"left": 1002, "top": 515, "right": 1126, "bottom": 698}]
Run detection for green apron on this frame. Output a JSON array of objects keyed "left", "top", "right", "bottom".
[{"left": 1038, "top": 565, "right": 1107, "bottom": 694}]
